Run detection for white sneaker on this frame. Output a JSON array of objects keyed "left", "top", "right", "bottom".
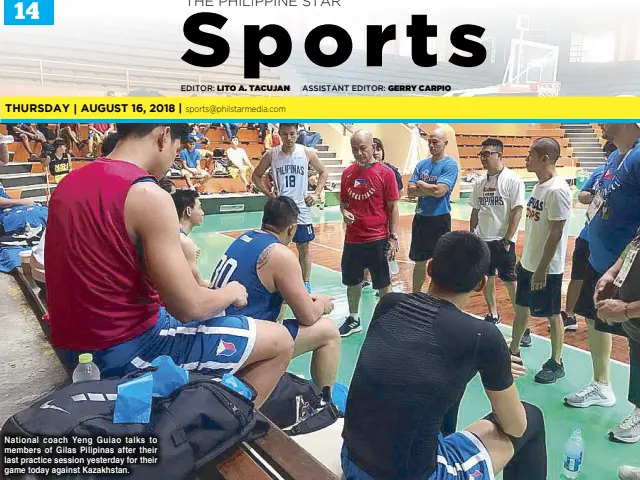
[
  {"left": 564, "top": 381, "right": 616, "bottom": 408},
  {"left": 610, "top": 409, "right": 640, "bottom": 444},
  {"left": 619, "top": 466, "right": 640, "bottom": 480}
]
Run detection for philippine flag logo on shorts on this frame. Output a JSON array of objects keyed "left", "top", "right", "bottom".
[
  {"left": 469, "top": 470, "right": 483, "bottom": 479},
  {"left": 216, "top": 339, "right": 237, "bottom": 357}
]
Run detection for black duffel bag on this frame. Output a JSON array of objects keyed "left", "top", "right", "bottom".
[
  {"left": 0, "top": 372, "right": 268, "bottom": 479},
  {"left": 260, "top": 373, "right": 340, "bottom": 436}
]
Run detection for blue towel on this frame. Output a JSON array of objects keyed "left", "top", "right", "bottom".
[
  {"left": 1, "top": 205, "right": 48, "bottom": 234},
  {"left": 113, "top": 356, "right": 189, "bottom": 424},
  {"left": 0, "top": 246, "right": 29, "bottom": 273}
]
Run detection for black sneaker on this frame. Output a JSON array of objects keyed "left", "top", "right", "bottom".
[
  {"left": 484, "top": 313, "right": 501, "bottom": 324},
  {"left": 534, "top": 359, "right": 565, "bottom": 384},
  {"left": 520, "top": 329, "right": 532, "bottom": 347},
  {"left": 339, "top": 316, "right": 362, "bottom": 337},
  {"left": 548, "top": 312, "right": 579, "bottom": 332},
  {"left": 562, "top": 311, "right": 578, "bottom": 331}
]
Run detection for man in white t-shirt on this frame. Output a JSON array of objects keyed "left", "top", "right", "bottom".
[
  {"left": 509, "top": 137, "right": 572, "bottom": 385},
  {"left": 226, "top": 137, "right": 254, "bottom": 191},
  {"left": 470, "top": 138, "right": 525, "bottom": 324}
]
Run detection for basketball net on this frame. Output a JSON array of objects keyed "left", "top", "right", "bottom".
[{"left": 536, "top": 81, "right": 561, "bottom": 97}]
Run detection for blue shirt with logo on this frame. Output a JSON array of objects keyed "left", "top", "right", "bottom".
[
  {"left": 588, "top": 139, "right": 640, "bottom": 273},
  {"left": 578, "top": 165, "right": 605, "bottom": 241},
  {"left": 180, "top": 148, "right": 202, "bottom": 169},
  {"left": 409, "top": 156, "right": 459, "bottom": 216}
]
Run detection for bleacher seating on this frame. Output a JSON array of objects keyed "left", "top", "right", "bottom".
[
  {"left": 0, "top": 31, "right": 281, "bottom": 95},
  {"left": 1, "top": 123, "right": 343, "bottom": 197},
  {"left": 450, "top": 125, "right": 573, "bottom": 172}
]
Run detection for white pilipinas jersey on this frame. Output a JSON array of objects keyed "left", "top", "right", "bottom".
[{"left": 271, "top": 144, "right": 312, "bottom": 225}]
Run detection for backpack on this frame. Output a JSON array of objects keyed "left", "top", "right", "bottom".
[
  {"left": 260, "top": 373, "right": 341, "bottom": 436},
  {"left": 0, "top": 372, "right": 268, "bottom": 479}
]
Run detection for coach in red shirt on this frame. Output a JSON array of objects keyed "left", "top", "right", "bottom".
[{"left": 338, "top": 130, "right": 400, "bottom": 337}]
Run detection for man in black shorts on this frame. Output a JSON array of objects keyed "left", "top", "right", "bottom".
[
  {"left": 561, "top": 164, "right": 606, "bottom": 332},
  {"left": 509, "top": 138, "right": 572, "bottom": 384},
  {"left": 470, "top": 138, "right": 525, "bottom": 324},
  {"left": 408, "top": 128, "right": 459, "bottom": 292},
  {"left": 566, "top": 124, "right": 640, "bottom": 413},
  {"left": 339, "top": 130, "right": 400, "bottom": 337},
  {"left": 341, "top": 231, "right": 546, "bottom": 480}
]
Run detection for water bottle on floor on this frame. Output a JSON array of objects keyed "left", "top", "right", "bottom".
[
  {"left": 562, "top": 428, "right": 583, "bottom": 479},
  {"left": 72, "top": 353, "right": 101, "bottom": 383},
  {"left": 0, "top": 134, "right": 15, "bottom": 144},
  {"left": 388, "top": 260, "right": 399, "bottom": 276}
]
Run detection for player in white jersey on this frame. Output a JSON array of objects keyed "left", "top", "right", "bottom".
[
  {"left": 253, "top": 123, "right": 328, "bottom": 293},
  {"left": 509, "top": 137, "right": 572, "bottom": 385},
  {"left": 470, "top": 138, "right": 525, "bottom": 325}
]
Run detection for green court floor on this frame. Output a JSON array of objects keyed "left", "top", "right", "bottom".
[{"left": 192, "top": 202, "right": 638, "bottom": 479}]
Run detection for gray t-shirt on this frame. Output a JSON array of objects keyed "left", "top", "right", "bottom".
[{"left": 617, "top": 234, "right": 640, "bottom": 341}]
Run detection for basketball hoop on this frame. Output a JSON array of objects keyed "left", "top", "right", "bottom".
[{"left": 536, "top": 81, "right": 561, "bottom": 97}]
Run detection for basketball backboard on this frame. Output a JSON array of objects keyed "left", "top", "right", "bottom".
[{"left": 503, "top": 39, "right": 559, "bottom": 86}]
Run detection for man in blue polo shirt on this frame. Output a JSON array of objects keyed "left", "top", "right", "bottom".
[
  {"left": 179, "top": 138, "right": 208, "bottom": 189},
  {"left": 408, "top": 128, "right": 459, "bottom": 292},
  {"left": 566, "top": 124, "right": 640, "bottom": 444}
]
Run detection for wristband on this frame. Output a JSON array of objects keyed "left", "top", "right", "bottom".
[{"left": 624, "top": 303, "right": 631, "bottom": 321}]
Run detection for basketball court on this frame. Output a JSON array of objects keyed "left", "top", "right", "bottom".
[{"left": 191, "top": 198, "right": 638, "bottom": 479}]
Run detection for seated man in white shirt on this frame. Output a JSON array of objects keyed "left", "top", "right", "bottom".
[{"left": 226, "top": 137, "right": 254, "bottom": 191}]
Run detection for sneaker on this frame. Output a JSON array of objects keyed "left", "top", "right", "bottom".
[
  {"left": 619, "top": 466, "right": 640, "bottom": 480},
  {"left": 564, "top": 381, "right": 617, "bottom": 408},
  {"left": 361, "top": 281, "right": 371, "bottom": 289},
  {"left": 520, "top": 329, "right": 532, "bottom": 347},
  {"left": 562, "top": 311, "right": 578, "bottom": 331},
  {"left": 550, "top": 311, "right": 579, "bottom": 332},
  {"left": 609, "top": 409, "right": 640, "bottom": 444},
  {"left": 304, "top": 282, "right": 312, "bottom": 294},
  {"left": 484, "top": 313, "right": 501, "bottom": 324},
  {"left": 339, "top": 316, "right": 362, "bottom": 337},
  {"left": 534, "top": 359, "right": 565, "bottom": 384}
]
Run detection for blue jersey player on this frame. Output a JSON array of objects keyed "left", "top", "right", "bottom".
[{"left": 210, "top": 196, "right": 341, "bottom": 389}]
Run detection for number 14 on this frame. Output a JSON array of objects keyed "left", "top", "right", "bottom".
[{"left": 14, "top": 2, "right": 40, "bottom": 20}]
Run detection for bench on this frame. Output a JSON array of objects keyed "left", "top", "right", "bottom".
[{"left": 13, "top": 267, "right": 337, "bottom": 480}]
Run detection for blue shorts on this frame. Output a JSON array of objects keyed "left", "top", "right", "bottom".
[
  {"left": 282, "top": 319, "right": 299, "bottom": 340},
  {"left": 57, "top": 307, "right": 257, "bottom": 379},
  {"left": 294, "top": 224, "right": 315, "bottom": 244},
  {"left": 341, "top": 431, "right": 494, "bottom": 480}
]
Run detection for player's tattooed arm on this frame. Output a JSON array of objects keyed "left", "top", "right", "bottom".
[{"left": 257, "top": 243, "right": 277, "bottom": 270}]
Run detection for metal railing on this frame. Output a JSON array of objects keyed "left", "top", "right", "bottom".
[{"left": 0, "top": 56, "right": 274, "bottom": 95}]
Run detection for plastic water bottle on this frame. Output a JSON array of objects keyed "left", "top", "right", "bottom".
[
  {"left": 72, "top": 353, "right": 101, "bottom": 383},
  {"left": 388, "top": 260, "right": 399, "bottom": 276},
  {"left": 563, "top": 428, "right": 583, "bottom": 479},
  {"left": 0, "top": 134, "right": 15, "bottom": 144}
]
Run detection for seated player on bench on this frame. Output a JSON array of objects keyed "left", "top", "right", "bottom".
[
  {"left": 210, "top": 196, "right": 341, "bottom": 390},
  {"left": 46, "top": 123, "right": 293, "bottom": 407},
  {"left": 342, "top": 231, "right": 547, "bottom": 480},
  {"left": 172, "top": 189, "right": 208, "bottom": 287}
]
